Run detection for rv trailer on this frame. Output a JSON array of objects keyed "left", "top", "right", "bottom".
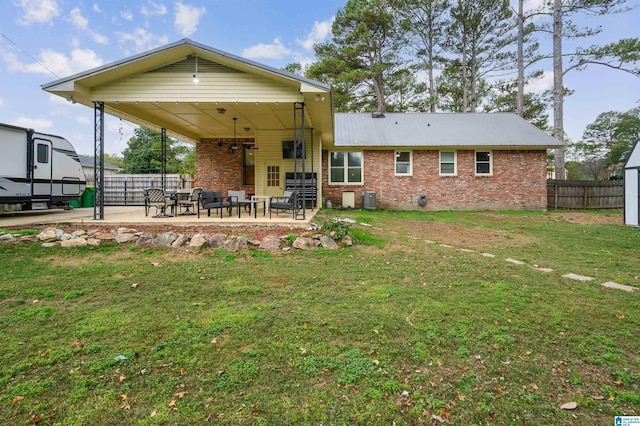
[{"left": 0, "top": 122, "right": 86, "bottom": 210}]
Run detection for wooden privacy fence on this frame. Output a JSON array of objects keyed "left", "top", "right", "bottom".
[
  {"left": 547, "top": 179, "right": 623, "bottom": 209},
  {"left": 102, "top": 174, "right": 194, "bottom": 205}
]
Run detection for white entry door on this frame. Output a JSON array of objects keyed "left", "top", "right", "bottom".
[
  {"left": 32, "top": 139, "right": 53, "bottom": 199},
  {"left": 263, "top": 164, "right": 283, "bottom": 198}
]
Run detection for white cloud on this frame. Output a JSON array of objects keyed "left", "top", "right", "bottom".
[
  {"left": 174, "top": 2, "right": 205, "bottom": 37},
  {"left": 526, "top": 70, "right": 554, "bottom": 93},
  {"left": 242, "top": 38, "right": 293, "bottom": 60},
  {"left": 69, "top": 7, "right": 109, "bottom": 44},
  {"left": 3, "top": 47, "right": 103, "bottom": 77},
  {"left": 297, "top": 18, "right": 334, "bottom": 50},
  {"left": 70, "top": 7, "right": 88, "bottom": 29},
  {"left": 117, "top": 28, "right": 168, "bottom": 54},
  {"left": 121, "top": 10, "right": 133, "bottom": 21},
  {"left": 141, "top": 0, "right": 168, "bottom": 17},
  {"left": 92, "top": 3, "right": 101, "bottom": 13},
  {"left": 15, "top": 0, "right": 60, "bottom": 25},
  {"left": 14, "top": 117, "right": 54, "bottom": 130},
  {"left": 0, "top": 96, "right": 4, "bottom": 107}
]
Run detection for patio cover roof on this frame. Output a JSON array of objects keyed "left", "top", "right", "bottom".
[
  {"left": 335, "top": 112, "right": 563, "bottom": 149},
  {"left": 42, "top": 39, "right": 334, "bottom": 146}
]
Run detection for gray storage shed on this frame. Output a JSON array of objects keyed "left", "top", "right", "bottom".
[{"left": 624, "top": 140, "right": 640, "bottom": 226}]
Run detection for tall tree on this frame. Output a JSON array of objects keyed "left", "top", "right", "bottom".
[
  {"left": 532, "top": 0, "right": 640, "bottom": 179},
  {"left": 570, "top": 107, "right": 640, "bottom": 179},
  {"left": 483, "top": 89, "right": 550, "bottom": 130},
  {"left": 393, "top": 0, "right": 450, "bottom": 112},
  {"left": 443, "top": 0, "right": 516, "bottom": 112},
  {"left": 122, "top": 127, "right": 193, "bottom": 174},
  {"left": 308, "top": 0, "right": 406, "bottom": 113}
]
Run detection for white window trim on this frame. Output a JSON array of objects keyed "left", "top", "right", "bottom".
[
  {"left": 475, "top": 150, "right": 493, "bottom": 176},
  {"left": 439, "top": 150, "right": 457, "bottom": 176},
  {"left": 329, "top": 151, "right": 364, "bottom": 185},
  {"left": 394, "top": 150, "right": 413, "bottom": 176}
]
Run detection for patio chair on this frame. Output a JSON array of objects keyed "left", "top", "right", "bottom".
[
  {"left": 228, "top": 190, "right": 252, "bottom": 214},
  {"left": 176, "top": 187, "right": 202, "bottom": 218},
  {"left": 269, "top": 190, "right": 298, "bottom": 219},
  {"left": 201, "top": 190, "right": 239, "bottom": 218},
  {"left": 144, "top": 187, "right": 175, "bottom": 218}
]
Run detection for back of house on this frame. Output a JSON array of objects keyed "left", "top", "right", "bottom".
[{"left": 0, "top": 122, "right": 86, "bottom": 210}]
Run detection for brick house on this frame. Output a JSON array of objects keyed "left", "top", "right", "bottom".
[{"left": 43, "top": 39, "right": 562, "bottom": 213}]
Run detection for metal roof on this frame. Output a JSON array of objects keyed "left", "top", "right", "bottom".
[
  {"left": 78, "top": 155, "right": 121, "bottom": 171},
  {"left": 335, "top": 112, "right": 563, "bottom": 148}
]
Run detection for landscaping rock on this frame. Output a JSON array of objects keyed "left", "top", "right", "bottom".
[
  {"left": 208, "top": 234, "right": 227, "bottom": 248},
  {"left": 86, "top": 238, "right": 101, "bottom": 246},
  {"left": 319, "top": 235, "right": 339, "bottom": 250},
  {"left": 136, "top": 232, "right": 154, "bottom": 245},
  {"left": 115, "top": 232, "right": 138, "bottom": 244},
  {"left": 172, "top": 234, "right": 189, "bottom": 248},
  {"left": 61, "top": 238, "right": 88, "bottom": 248},
  {"left": 259, "top": 235, "right": 281, "bottom": 251},
  {"left": 37, "top": 227, "right": 60, "bottom": 242},
  {"left": 560, "top": 402, "right": 577, "bottom": 410},
  {"left": 153, "top": 232, "right": 178, "bottom": 247},
  {"left": 292, "top": 236, "right": 318, "bottom": 250},
  {"left": 1, "top": 233, "right": 15, "bottom": 241},
  {"left": 189, "top": 234, "right": 208, "bottom": 248},
  {"left": 42, "top": 242, "right": 58, "bottom": 248}
]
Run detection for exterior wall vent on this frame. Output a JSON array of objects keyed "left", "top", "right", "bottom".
[{"left": 371, "top": 111, "right": 385, "bottom": 118}]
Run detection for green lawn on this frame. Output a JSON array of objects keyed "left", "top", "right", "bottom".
[{"left": 1, "top": 210, "right": 639, "bottom": 425}]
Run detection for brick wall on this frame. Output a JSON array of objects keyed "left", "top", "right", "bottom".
[
  {"left": 196, "top": 138, "right": 254, "bottom": 195},
  {"left": 321, "top": 149, "right": 548, "bottom": 210}
]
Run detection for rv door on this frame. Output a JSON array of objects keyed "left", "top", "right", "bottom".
[{"left": 32, "top": 138, "right": 53, "bottom": 201}]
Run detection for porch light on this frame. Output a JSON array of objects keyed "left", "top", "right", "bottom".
[{"left": 192, "top": 56, "right": 199, "bottom": 84}]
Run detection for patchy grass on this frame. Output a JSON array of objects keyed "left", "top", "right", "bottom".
[{"left": 1, "top": 210, "right": 639, "bottom": 424}]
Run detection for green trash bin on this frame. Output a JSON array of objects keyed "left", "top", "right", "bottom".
[
  {"left": 69, "top": 198, "right": 81, "bottom": 208},
  {"left": 81, "top": 186, "right": 95, "bottom": 207}
]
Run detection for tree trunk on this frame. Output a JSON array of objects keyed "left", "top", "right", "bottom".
[
  {"left": 516, "top": 0, "right": 524, "bottom": 117},
  {"left": 552, "top": 0, "right": 565, "bottom": 179},
  {"left": 428, "top": 22, "right": 436, "bottom": 113}
]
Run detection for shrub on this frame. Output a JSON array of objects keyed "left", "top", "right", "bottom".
[{"left": 320, "top": 217, "right": 351, "bottom": 240}]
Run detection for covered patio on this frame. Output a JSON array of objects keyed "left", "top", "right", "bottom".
[
  {"left": 0, "top": 205, "right": 317, "bottom": 228},
  {"left": 42, "top": 39, "right": 333, "bottom": 222}
]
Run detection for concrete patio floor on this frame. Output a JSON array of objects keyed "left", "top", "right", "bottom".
[{"left": 0, "top": 205, "right": 317, "bottom": 229}]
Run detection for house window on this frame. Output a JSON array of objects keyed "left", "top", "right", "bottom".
[
  {"left": 475, "top": 151, "right": 492, "bottom": 175},
  {"left": 37, "top": 143, "right": 49, "bottom": 163},
  {"left": 243, "top": 145, "right": 255, "bottom": 185},
  {"left": 439, "top": 151, "right": 456, "bottom": 176},
  {"left": 267, "top": 165, "right": 280, "bottom": 187},
  {"left": 395, "top": 151, "right": 412, "bottom": 176},
  {"left": 330, "top": 151, "right": 363, "bottom": 184}
]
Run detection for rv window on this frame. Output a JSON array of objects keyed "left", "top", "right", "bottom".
[{"left": 37, "top": 144, "right": 49, "bottom": 163}]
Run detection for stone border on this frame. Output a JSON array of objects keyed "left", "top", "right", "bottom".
[{"left": 0, "top": 227, "right": 350, "bottom": 252}]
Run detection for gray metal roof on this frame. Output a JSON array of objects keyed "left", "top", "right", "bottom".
[
  {"left": 335, "top": 112, "right": 563, "bottom": 148},
  {"left": 78, "top": 155, "right": 121, "bottom": 171}
]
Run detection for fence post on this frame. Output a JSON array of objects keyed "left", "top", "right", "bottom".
[
  {"left": 554, "top": 183, "right": 558, "bottom": 209},
  {"left": 583, "top": 185, "right": 588, "bottom": 209}
]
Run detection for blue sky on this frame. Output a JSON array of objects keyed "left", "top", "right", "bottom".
[{"left": 0, "top": 0, "right": 638, "bottom": 157}]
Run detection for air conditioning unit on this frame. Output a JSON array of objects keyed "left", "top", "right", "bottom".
[{"left": 362, "top": 191, "right": 376, "bottom": 210}]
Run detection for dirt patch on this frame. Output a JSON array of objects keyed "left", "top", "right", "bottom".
[
  {"left": 390, "top": 220, "right": 535, "bottom": 249},
  {"left": 547, "top": 212, "right": 623, "bottom": 225}
]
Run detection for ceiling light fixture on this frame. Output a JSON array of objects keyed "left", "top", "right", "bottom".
[
  {"left": 216, "top": 108, "right": 226, "bottom": 114},
  {"left": 229, "top": 117, "right": 238, "bottom": 154}
]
